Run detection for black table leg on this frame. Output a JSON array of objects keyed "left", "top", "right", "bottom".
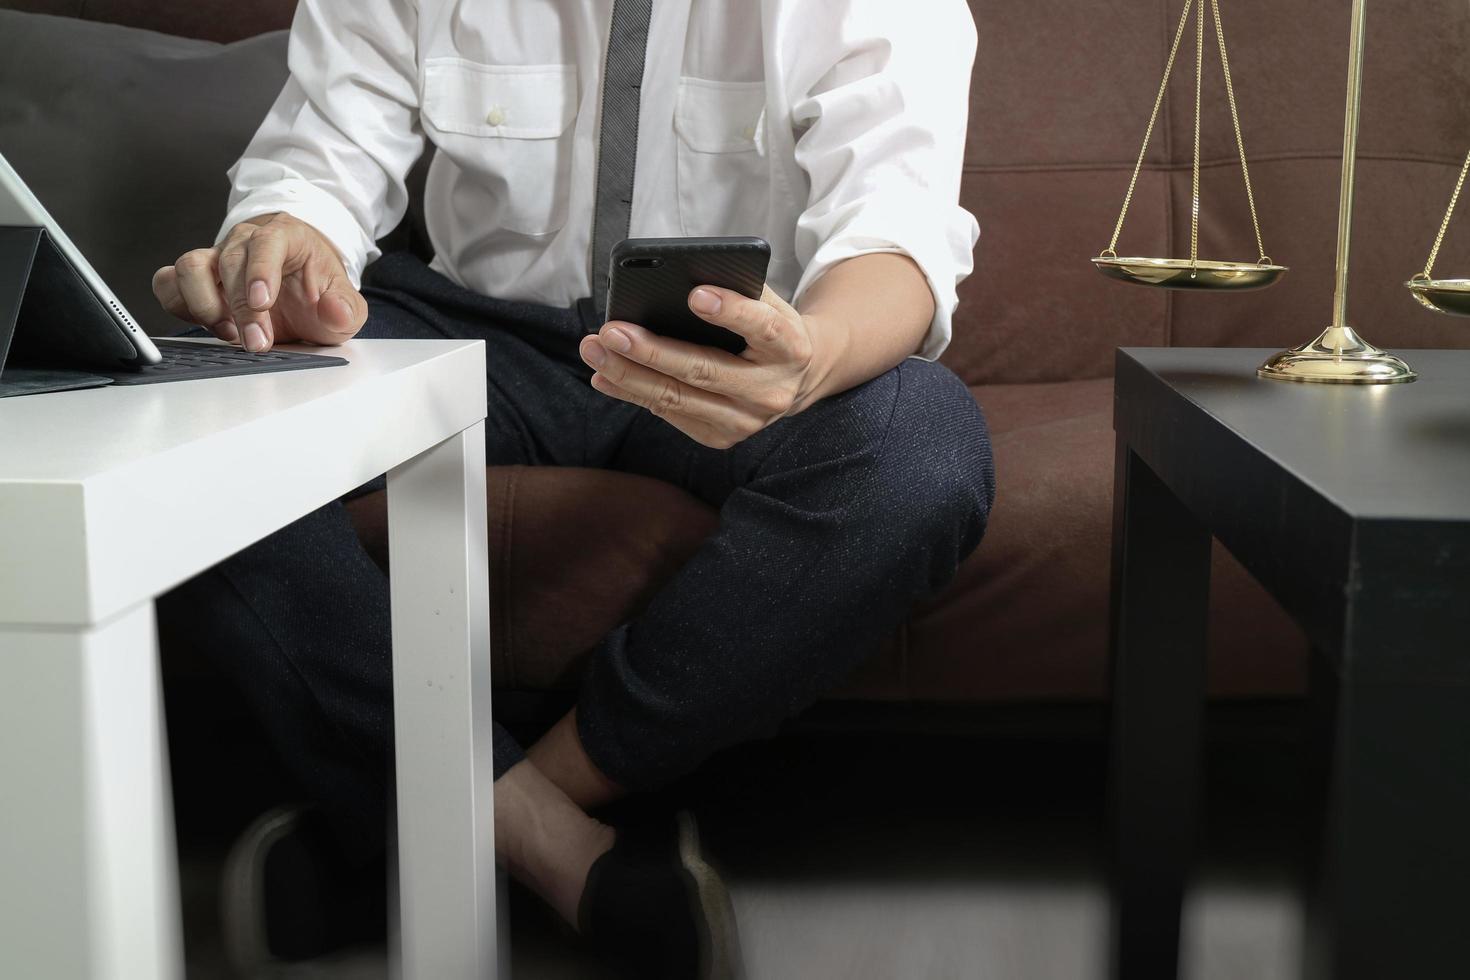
[
  {"left": 1306, "top": 627, "right": 1470, "bottom": 980},
  {"left": 1107, "top": 439, "right": 1213, "bottom": 980}
]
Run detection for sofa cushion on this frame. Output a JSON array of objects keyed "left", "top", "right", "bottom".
[
  {"left": 902, "top": 378, "right": 1307, "bottom": 702},
  {"left": 0, "top": 11, "right": 289, "bottom": 333}
]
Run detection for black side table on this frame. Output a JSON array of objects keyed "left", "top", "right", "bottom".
[{"left": 1109, "top": 347, "right": 1470, "bottom": 980}]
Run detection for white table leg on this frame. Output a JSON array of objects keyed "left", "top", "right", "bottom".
[
  {"left": 0, "top": 603, "right": 182, "bottom": 980},
  {"left": 387, "top": 420, "right": 497, "bottom": 978}
]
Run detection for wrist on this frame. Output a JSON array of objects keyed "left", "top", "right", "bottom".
[{"left": 792, "top": 312, "right": 845, "bottom": 412}]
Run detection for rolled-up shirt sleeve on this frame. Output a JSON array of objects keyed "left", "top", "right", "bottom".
[
  {"left": 786, "top": 0, "right": 979, "bottom": 361},
  {"left": 218, "top": 0, "right": 424, "bottom": 286}
]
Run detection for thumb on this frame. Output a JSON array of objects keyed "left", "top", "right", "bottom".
[
  {"left": 314, "top": 280, "right": 368, "bottom": 341},
  {"left": 760, "top": 284, "right": 798, "bottom": 321}
]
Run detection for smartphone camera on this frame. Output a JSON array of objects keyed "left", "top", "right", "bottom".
[{"left": 619, "top": 256, "right": 664, "bottom": 270}]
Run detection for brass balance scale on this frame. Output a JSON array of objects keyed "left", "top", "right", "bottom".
[{"left": 1094, "top": 0, "right": 1468, "bottom": 385}]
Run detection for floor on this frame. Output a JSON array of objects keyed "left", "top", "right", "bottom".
[{"left": 169, "top": 690, "right": 1310, "bottom": 980}]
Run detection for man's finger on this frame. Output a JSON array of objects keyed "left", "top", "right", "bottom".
[
  {"left": 587, "top": 372, "right": 741, "bottom": 450},
  {"left": 170, "top": 249, "right": 224, "bottom": 321},
  {"left": 242, "top": 223, "right": 291, "bottom": 318},
  {"left": 596, "top": 320, "right": 750, "bottom": 396},
  {"left": 318, "top": 268, "right": 368, "bottom": 337},
  {"left": 217, "top": 230, "right": 274, "bottom": 351},
  {"left": 151, "top": 266, "right": 189, "bottom": 319},
  {"left": 687, "top": 285, "right": 800, "bottom": 359},
  {"left": 165, "top": 249, "right": 243, "bottom": 342},
  {"left": 155, "top": 266, "right": 240, "bottom": 342},
  {"left": 171, "top": 256, "right": 236, "bottom": 338},
  {"left": 582, "top": 340, "right": 747, "bottom": 427},
  {"left": 288, "top": 260, "right": 367, "bottom": 345},
  {"left": 759, "top": 283, "right": 799, "bottom": 321}
]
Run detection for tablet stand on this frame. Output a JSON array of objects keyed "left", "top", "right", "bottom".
[{"left": 0, "top": 225, "right": 116, "bottom": 398}]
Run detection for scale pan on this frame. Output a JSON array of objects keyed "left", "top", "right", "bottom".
[
  {"left": 1406, "top": 278, "right": 1470, "bottom": 317},
  {"left": 1092, "top": 256, "right": 1286, "bottom": 290}
]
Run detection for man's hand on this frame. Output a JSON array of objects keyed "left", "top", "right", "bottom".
[
  {"left": 580, "top": 285, "right": 822, "bottom": 450},
  {"left": 152, "top": 212, "right": 368, "bottom": 352}
]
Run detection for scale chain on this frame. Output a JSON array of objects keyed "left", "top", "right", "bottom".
[
  {"left": 1417, "top": 148, "right": 1470, "bottom": 281},
  {"left": 1192, "top": 0, "right": 1204, "bottom": 270},
  {"left": 1211, "top": 0, "right": 1270, "bottom": 265},
  {"left": 1102, "top": 0, "right": 1272, "bottom": 268},
  {"left": 1104, "top": 0, "right": 1194, "bottom": 257}
]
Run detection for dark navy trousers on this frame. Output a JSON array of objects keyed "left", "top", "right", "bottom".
[{"left": 159, "top": 253, "right": 994, "bottom": 860}]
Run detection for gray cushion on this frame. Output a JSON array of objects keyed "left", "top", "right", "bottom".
[{"left": 0, "top": 12, "right": 288, "bottom": 334}]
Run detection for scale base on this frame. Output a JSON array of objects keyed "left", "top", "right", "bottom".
[{"left": 1257, "top": 326, "right": 1416, "bottom": 384}]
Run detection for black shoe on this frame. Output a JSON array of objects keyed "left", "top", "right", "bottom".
[
  {"left": 221, "top": 805, "right": 387, "bottom": 975},
  {"left": 579, "top": 811, "right": 743, "bottom": 980}
]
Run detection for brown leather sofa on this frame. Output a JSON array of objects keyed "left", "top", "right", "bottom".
[{"left": 9, "top": 0, "right": 1469, "bottom": 709}]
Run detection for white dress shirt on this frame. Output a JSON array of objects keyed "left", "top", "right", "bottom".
[{"left": 222, "top": 0, "right": 979, "bottom": 359}]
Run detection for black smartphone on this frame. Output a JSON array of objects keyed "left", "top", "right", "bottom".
[{"left": 605, "top": 236, "right": 771, "bottom": 354}]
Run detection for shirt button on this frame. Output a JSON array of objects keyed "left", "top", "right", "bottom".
[
  {"left": 741, "top": 123, "right": 756, "bottom": 141},
  {"left": 486, "top": 106, "right": 507, "bottom": 126}
]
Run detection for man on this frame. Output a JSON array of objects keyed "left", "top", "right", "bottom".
[{"left": 154, "top": 1, "right": 992, "bottom": 977}]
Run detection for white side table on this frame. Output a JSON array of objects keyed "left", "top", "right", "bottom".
[{"left": 0, "top": 339, "right": 497, "bottom": 979}]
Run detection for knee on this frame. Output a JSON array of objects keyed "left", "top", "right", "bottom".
[
  {"left": 876, "top": 358, "right": 995, "bottom": 550},
  {"left": 770, "top": 357, "right": 994, "bottom": 557}
]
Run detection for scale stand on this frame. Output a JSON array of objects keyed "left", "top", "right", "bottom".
[
  {"left": 1094, "top": 0, "right": 1421, "bottom": 384},
  {"left": 1257, "top": 0, "right": 1416, "bottom": 384}
]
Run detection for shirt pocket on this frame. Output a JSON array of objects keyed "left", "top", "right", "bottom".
[
  {"left": 673, "top": 78, "right": 769, "bottom": 238},
  {"left": 421, "top": 59, "right": 579, "bottom": 236}
]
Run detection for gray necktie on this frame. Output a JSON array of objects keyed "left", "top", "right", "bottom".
[{"left": 590, "top": 0, "right": 654, "bottom": 325}]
